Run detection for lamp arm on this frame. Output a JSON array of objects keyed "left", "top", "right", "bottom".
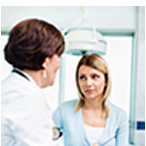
[{"left": 62, "top": 6, "right": 87, "bottom": 34}]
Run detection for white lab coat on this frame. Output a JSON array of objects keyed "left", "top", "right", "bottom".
[{"left": 1, "top": 70, "right": 60, "bottom": 146}]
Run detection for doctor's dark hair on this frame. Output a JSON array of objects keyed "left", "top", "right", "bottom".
[
  {"left": 4, "top": 19, "right": 65, "bottom": 70},
  {"left": 74, "top": 54, "right": 111, "bottom": 118}
]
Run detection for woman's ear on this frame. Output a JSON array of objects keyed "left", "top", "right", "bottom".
[{"left": 42, "top": 57, "right": 50, "bottom": 69}]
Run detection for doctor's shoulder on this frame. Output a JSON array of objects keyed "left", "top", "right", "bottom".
[{"left": 1, "top": 72, "right": 31, "bottom": 91}]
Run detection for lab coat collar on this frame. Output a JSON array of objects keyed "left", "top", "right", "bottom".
[{"left": 13, "top": 68, "right": 41, "bottom": 90}]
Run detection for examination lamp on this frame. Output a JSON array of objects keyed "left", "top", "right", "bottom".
[
  {"left": 64, "top": 29, "right": 107, "bottom": 56},
  {"left": 62, "top": 6, "right": 107, "bottom": 56}
]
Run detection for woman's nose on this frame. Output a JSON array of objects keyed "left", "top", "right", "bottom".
[{"left": 86, "top": 78, "right": 92, "bottom": 86}]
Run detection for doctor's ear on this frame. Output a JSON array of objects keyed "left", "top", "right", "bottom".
[{"left": 42, "top": 57, "right": 50, "bottom": 69}]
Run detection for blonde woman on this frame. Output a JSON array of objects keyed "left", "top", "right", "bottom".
[{"left": 53, "top": 54, "right": 128, "bottom": 146}]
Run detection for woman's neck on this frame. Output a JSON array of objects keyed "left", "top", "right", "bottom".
[
  {"left": 83, "top": 97, "right": 103, "bottom": 111},
  {"left": 82, "top": 97, "right": 106, "bottom": 127}
]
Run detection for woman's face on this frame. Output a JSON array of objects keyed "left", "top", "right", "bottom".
[
  {"left": 78, "top": 65, "right": 106, "bottom": 101},
  {"left": 44, "top": 54, "right": 61, "bottom": 87}
]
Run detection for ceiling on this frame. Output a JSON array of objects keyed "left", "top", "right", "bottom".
[{"left": 1, "top": 6, "right": 136, "bottom": 34}]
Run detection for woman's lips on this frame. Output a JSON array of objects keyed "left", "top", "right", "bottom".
[{"left": 85, "top": 89, "right": 94, "bottom": 93}]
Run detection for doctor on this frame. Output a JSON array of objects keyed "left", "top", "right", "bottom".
[{"left": 1, "top": 19, "right": 65, "bottom": 146}]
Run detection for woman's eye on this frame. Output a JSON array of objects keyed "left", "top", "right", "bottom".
[
  {"left": 79, "top": 75, "right": 85, "bottom": 80},
  {"left": 92, "top": 75, "right": 99, "bottom": 79}
]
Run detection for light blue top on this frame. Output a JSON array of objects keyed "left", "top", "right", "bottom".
[{"left": 53, "top": 99, "right": 129, "bottom": 146}]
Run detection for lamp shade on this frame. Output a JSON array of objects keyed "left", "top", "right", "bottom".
[{"left": 64, "top": 29, "right": 107, "bottom": 55}]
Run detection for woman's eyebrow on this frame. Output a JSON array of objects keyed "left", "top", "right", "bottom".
[
  {"left": 90, "top": 72, "right": 100, "bottom": 76},
  {"left": 79, "top": 74, "right": 85, "bottom": 77}
]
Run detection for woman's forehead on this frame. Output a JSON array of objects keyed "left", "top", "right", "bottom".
[{"left": 78, "top": 65, "right": 102, "bottom": 75}]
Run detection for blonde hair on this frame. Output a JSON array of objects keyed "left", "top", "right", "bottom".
[{"left": 74, "top": 54, "right": 111, "bottom": 118}]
